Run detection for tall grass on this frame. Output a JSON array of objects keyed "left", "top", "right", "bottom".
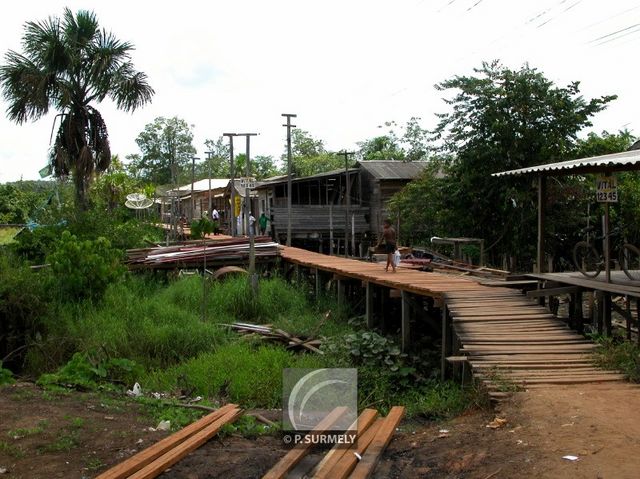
[
  {"left": 143, "top": 342, "right": 331, "bottom": 408},
  {"left": 27, "top": 274, "right": 351, "bottom": 373}
]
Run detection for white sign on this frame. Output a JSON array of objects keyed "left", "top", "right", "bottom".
[
  {"left": 239, "top": 177, "right": 256, "bottom": 189},
  {"left": 596, "top": 175, "right": 618, "bottom": 203}
]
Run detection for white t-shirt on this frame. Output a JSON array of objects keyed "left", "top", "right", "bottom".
[{"left": 211, "top": 209, "right": 219, "bottom": 220}]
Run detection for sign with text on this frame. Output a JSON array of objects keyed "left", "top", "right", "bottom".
[
  {"left": 596, "top": 175, "right": 618, "bottom": 203},
  {"left": 239, "top": 176, "right": 256, "bottom": 189}
]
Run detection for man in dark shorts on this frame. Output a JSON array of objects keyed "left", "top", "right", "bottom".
[{"left": 381, "top": 219, "right": 397, "bottom": 272}]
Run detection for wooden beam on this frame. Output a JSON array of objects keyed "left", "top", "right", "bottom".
[
  {"left": 441, "top": 305, "right": 449, "bottom": 381},
  {"left": 349, "top": 406, "right": 406, "bottom": 479},
  {"left": 316, "top": 418, "right": 384, "bottom": 479},
  {"left": 95, "top": 404, "right": 237, "bottom": 479},
  {"left": 127, "top": 407, "right": 241, "bottom": 479},
  {"left": 526, "top": 286, "right": 580, "bottom": 298},
  {"left": 401, "top": 290, "right": 410, "bottom": 352},
  {"left": 263, "top": 406, "right": 349, "bottom": 479},
  {"left": 312, "top": 409, "right": 378, "bottom": 479},
  {"left": 365, "top": 281, "right": 375, "bottom": 329},
  {"left": 537, "top": 175, "right": 546, "bottom": 274}
]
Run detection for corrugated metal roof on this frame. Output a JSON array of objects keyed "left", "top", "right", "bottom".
[
  {"left": 255, "top": 168, "right": 358, "bottom": 188},
  {"left": 173, "top": 178, "right": 230, "bottom": 192},
  {"left": 357, "top": 160, "right": 429, "bottom": 179},
  {"left": 492, "top": 149, "right": 640, "bottom": 177}
]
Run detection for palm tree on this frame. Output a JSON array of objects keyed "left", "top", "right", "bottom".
[{"left": 0, "top": 8, "right": 154, "bottom": 209}]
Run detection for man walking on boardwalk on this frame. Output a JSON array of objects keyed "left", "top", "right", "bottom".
[{"left": 380, "top": 219, "right": 397, "bottom": 272}]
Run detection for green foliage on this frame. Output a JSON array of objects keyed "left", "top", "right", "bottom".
[
  {"left": 37, "top": 352, "right": 142, "bottom": 390},
  {"left": 0, "top": 8, "right": 153, "bottom": 209},
  {"left": 285, "top": 129, "right": 344, "bottom": 177},
  {"left": 220, "top": 414, "right": 275, "bottom": 438},
  {"left": 0, "top": 361, "right": 15, "bottom": 385},
  {"left": 0, "top": 182, "right": 55, "bottom": 224},
  {"left": 201, "top": 137, "right": 231, "bottom": 177},
  {"left": 143, "top": 342, "right": 328, "bottom": 408},
  {"left": 358, "top": 134, "right": 404, "bottom": 162},
  {"left": 48, "top": 231, "right": 125, "bottom": 301},
  {"left": 0, "top": 254, "right": 51, "bottom": 370},
  {"left": 7, "top": 420, "right": 49, "bottom": 438},
  {"left": 592, "top": 335, "right": 640, "bottom": 382},
  {"left": 324, "top": 331, "right": 408, "bottom": 373},
  {"left": 572, "top": 130, "right": 635, "bottom": 158},
  {"left": 137, "top": 398, "right": 206, "bottom": 430},
  {"left": 396, "top": 380, "right": 479, "bottom": 419},
  {"left": 392, "top": 61, "right": 617, "bottom": 269},
  {"left": 129, "top": 116, "right": 196, "bottom": 185},
  {"left": 190, "top": 217, "right": 214, "bottom": 239}
]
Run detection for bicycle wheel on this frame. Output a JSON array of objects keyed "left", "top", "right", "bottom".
[
  {"left": 620, "top": 244, "right": 640, "bottom": 281},
  {"left": 573, "top": 241, "right": 602, "bottom": 278}
]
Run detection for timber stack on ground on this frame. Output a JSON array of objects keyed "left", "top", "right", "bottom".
[
  {"left": 96, "top": 404, "right": 241, "bottom": 479},
  {"left": 126, "top": 237, "right": 279, "bottom": 270}
]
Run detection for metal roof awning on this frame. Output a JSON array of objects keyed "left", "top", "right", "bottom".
[{"left": 492, "top": 149, "right": 640, "bottom": 177}]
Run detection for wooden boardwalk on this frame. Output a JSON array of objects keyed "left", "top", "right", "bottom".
[{"left": 280, "top": 246, "right": 625, "bottom": 392}]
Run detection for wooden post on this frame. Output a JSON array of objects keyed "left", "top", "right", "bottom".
[
  {"left": 294, "top": 264, "right": 300, "bottom": 284},
  {"left": 401, "top": 291, "right": 410, "bottom": 353},
  {"left": 626, "top": 296, "right": 631, "bottom": 340},
  {"left": 366, "top": 282, "right": 374, "bottom": 329},
  {"left": 537, "top": 175, "right": 546, "bottom": 274},
  {"left": 575, "top": 290, "right": 583, "bottom": 334},
  {"left": 315, "top": 268, "right": 321, "bottom": 299},
  {"left": 337, "top": 279, "right": 344, "bottom": 305},
  {"left": 604, "top": 292, "right": 612, "bottom": 337},
  {"left": 441, "top": 304, "right": 449, "bottom": 381},
  {"left": 604, "top": 202, "right": 611, "bottom": 283},
  {"left": 329, "top": 203, "right": 334, "bottom": 256},
  {"left": 596, "top": 291, "right": 603, "bottom": 335}
]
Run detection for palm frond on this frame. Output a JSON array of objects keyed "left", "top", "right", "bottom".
[
  {"left": 0, "top": 51, "right": 52, "bottom": 122},
  {"left": 109, "top": 66, "right": 154, "bottom": 112}
]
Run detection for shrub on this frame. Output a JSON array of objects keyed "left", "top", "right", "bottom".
[
  {"left": 0, "top": 254, "right": 51, "bottom": 371},
  {"left": 48, "top": 231, "right": 125, "bottom": 301}
]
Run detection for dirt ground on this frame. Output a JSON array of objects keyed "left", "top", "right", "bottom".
[{"left": 1, "top": 381, "right": 639, "bottom": 478}]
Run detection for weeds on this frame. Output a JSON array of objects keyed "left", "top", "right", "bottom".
[
  {"left": 592, "top": 335, "right": 640, "bottom": 382},
  {"left": 7, "top": 420, "right": 48, "bottom": 439},
  {"left": 0, "top": 440, "right": 25, "bottom": 458}
]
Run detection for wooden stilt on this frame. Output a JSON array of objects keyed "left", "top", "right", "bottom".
[
  {"left": 366, "top": 282, "right": 375, "bottom": 329},
  {"left": 441, "top": 305, "right": 449, "bottom": 381},
  {"left": 401, "top": 290, "right": 410, "bottom": 353}
]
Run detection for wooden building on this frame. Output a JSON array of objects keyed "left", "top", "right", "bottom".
[{"left": 255, "top": 160, "right": 428, "bottom": 254}]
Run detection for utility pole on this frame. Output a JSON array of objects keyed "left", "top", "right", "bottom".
[
  {"left": 236, "top": 133, "right": 259, "bottom": 273},
  {"left": 190, "top": 156, "right": 199, "bottom": 219},
  {"left": 205, "top": 151, "right": 214, "bottom": 215},
  {"left": 337, "top": 151, "right": 355, "bottom": 257},
  {"left": 223, "top": 133, "right": 237, "bottom": 236},
  {"left": 282, "top": 113, "right": 297, "bottom": 246}
]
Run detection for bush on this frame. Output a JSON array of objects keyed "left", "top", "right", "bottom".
[
  {"left": 593, "top": 335, "right": 640, "bottom": 382},
  {"left": 0, "top": 253, "right": 51, "bottom": 371},
  {"left": 37, "top": 352, "right": 142, "bottom": 390},
  {"left": 48, "top": 231, "right": 125, "bottom": 301}
]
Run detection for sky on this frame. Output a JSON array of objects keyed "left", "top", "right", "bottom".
[{"left": 1, "top": 0, "right": 639, "bottom": 182}]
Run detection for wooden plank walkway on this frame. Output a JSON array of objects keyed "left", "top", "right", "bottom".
[{"left": 279, "top": 247, "right": 625, "bottom": 392}]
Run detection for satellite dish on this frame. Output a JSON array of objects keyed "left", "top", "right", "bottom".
[{"left": 125, "top": 193, "right": 154, "bottom": 210}]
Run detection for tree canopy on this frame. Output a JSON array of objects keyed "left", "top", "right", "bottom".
[
  {"left": 129, "top": 116, "right": 196, "bottom": 185},
  {"left": 391, "top": 61, "right": 618, "bottom": 269},
  {"left": 0, "top": 8, "right": 154, "bottom": 209}
]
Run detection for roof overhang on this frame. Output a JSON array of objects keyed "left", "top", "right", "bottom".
[{"left": 492, "top": 149, "right": 640, "bottom": 178}]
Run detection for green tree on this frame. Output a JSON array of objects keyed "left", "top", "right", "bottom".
[
  {"left": 393, "top": 61, "right": 616, "bottom": 268},
  {"left": 358, "top": 135, "right": 404, "bottom": 161},
  {"left": 233, "top": 154, "right": 280, "bottom": 180},
  {"left": 201, "top": 136, "right": 231, "bottom": 178},
  {"left": 572, "top": 130, "right": 635, "bottom": 158},
  {"left": 285, "top": 129, "right": 343, "bottom": 177},
  {"left": 0, "top": 8, "right": 154, "bottom": 210},
  {"left": 129, "top": 116, "right": 196, "bottom": 185}
]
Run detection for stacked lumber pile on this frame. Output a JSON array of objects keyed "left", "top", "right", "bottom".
[
  {"left": 126, "top": 237, "right": 279, "bottom": 269},
  {"left": 96, "top": 404, "right": 241, "bottom": 479},
  {"left": 226, "top": 322, "right": 323, "bottom": 354},
  {"left": 263, "top": 406, "right": 405, "bottom": 479}
]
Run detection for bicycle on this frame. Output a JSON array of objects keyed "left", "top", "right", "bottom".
[{"left": 573, "top": 226, "right": 640, "bottom": 280}]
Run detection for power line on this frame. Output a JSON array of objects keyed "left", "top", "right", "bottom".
[
  {"left": 466, "top": 0, "right": 484, "bottom": 13},
  {"left": 589, "top": 22, "right": 640, "bottom": 44}
]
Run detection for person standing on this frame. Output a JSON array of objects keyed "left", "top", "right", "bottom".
[
  {"left": 211, "top": 208, "right": 220, "bottom": 235},
  {"left": 380, "top": 219, "right": 397, "bottom": 272},
  {"left": 249, "top": 212, "right": 256, "bottom": 236},
  {"left": 258, "top": 212, "right": 269, "bottom": 236}
]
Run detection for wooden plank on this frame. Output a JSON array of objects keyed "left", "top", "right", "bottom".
[
  {"left": 348, "top": 406, "right": 405, "bottom": 479},
  {"left": 311, "top": 409, "right": 378, "bottom": 479},
  {"left": 526, "top": 286, "right": 580, "bottom": 297},
  {"left": 315, "top": 417, "right": 385, "bottom": 479},
  {"left": 95, "top": 404, "right": 237, "bottom": 479},
  {"left": 263, "top": 406, "right": 349, "bottom": 479},
  {"left": 127, "top": 407, "right": 241, "bottom": 479}
]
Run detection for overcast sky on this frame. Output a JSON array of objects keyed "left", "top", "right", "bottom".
[{"left": 1, "top": 0, "right": 639, "bottom": 182}]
